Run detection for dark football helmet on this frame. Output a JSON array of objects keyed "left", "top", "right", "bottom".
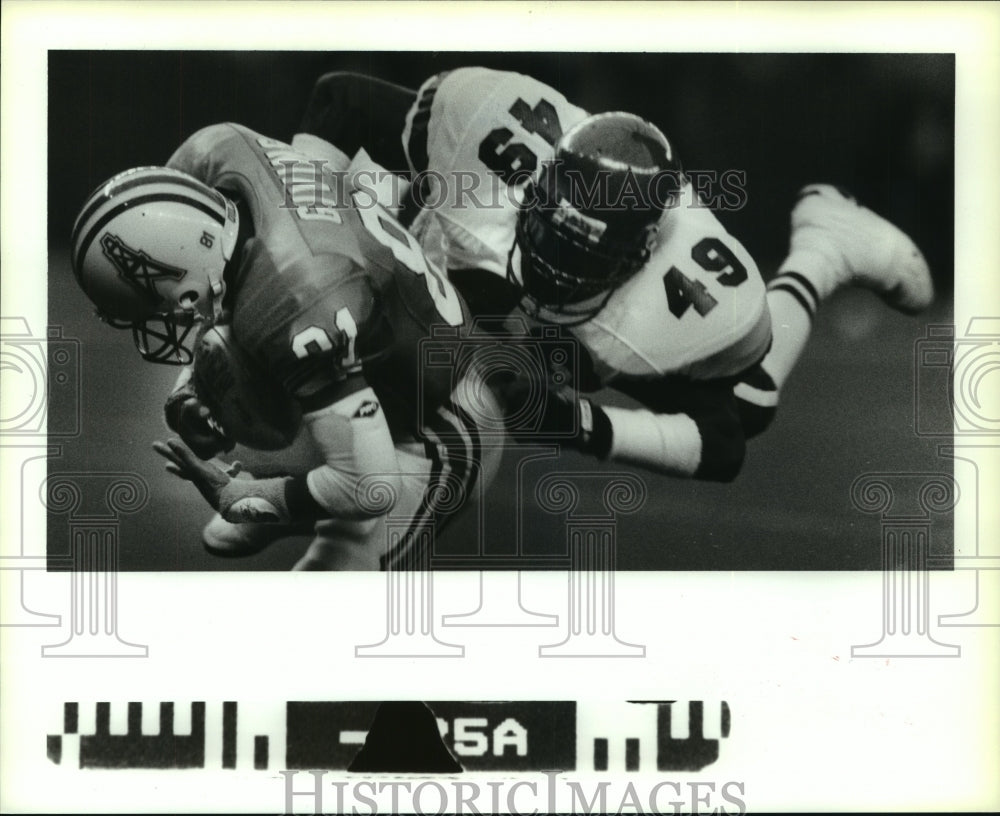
[
  {"left": 512, "top": 111, "right": 682, "bottom": 324},
  {"left": 71, "top": 166, "right": 240, "bottom": 364}
]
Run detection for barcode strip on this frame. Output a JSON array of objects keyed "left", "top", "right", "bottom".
[
  {"left": 593, "top": 738, "right": 608, "bottom": 771},
  {"left": 625, "top": 738, "right": 639, "bottom": 771},
  {"left": 222, "top": 702, "right": 238, "bottom": 769},
  {"left": 64, "top": 702, "right": 78, "bottom": 734},
  {"left": 254, "top": 736, "right": 269, "bottom": 771}
]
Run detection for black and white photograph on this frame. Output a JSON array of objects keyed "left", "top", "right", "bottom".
[
  {"left": 46, "top": 49, "right": 955, "bottom": 572},
  {"left": 1, "top": 2, "right": 998, "bottom": 814}
]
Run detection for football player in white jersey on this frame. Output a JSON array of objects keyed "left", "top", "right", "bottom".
[{"left": 292, "top": 68, "right": 934, "bottom": 482}]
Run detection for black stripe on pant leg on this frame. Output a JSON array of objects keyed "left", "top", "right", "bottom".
[{"left": 381, "top": 440, "right": 443, "bottom": 570}]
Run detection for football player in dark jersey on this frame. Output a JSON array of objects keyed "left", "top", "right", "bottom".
[
  {"left": 70, "top": 123, "right": 501, "bottom": 570},
  {"left": 290, "top": 69, "right": 934, "bottom": 482}
]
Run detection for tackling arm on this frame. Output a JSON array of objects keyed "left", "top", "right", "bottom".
[
  {"left": 155, "top": 374, "right": 401, "bottom": 524},
  {"left": 298, "top": 383, "right": 401, "bottom": 520},
  {"left": 221, "top": 376, "right": 401, "bottom": 523},
  {"left": 498, "top": 370, "right": 746, "bottom": 482},
  {"left": 602, "top": 376, "right": 747, "bottom": 482},
  {"left": 612, "top": 260, "right": 799, "bottom": 461},
  {"left": 607, "top": 273, "right": 823, "bottom": 464}
]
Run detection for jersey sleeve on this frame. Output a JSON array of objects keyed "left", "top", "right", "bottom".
[{"left": 402, "top": 71, "right": 451, "bottom": 177}]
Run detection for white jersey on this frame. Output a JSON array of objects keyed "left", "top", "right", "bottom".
[
  {"left": 403, "top": 67, "right": 771, "bottom": 383},
  {"left": 403, "top": 67, "right": 588, "bottom": 276}
]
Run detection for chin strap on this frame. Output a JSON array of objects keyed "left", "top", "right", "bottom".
[{"left": 208, "top": 278, "right": 227, "bottom": 323}]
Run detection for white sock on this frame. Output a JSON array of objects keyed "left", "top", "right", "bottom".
[
  {"left": 777, "top": 244, "right": 842, "bottom": 302},
  {"left": 759, "top": 287, "right": 814, "bottom": 391}
]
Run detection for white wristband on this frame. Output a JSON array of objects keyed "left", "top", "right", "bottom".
[{"left": 604, "top": 405, "right": 702, "bottom": 477}]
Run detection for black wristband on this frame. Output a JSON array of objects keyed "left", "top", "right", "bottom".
[{"left": 580, "top": 398, "right": 614, "bottom": 460}]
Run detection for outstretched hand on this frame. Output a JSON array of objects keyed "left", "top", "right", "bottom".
[{"left": 153, "top": 437, "right": 234, "bottom": 510}]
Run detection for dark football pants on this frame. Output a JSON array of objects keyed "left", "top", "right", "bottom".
[{"left": 298, "top": 71, "right": 417, "bottom": 176}]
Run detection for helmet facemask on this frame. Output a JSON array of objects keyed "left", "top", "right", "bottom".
[
  {"left": 104, "top": 313, "right": 200, "bottom": 366},
  {"left": 511, "top": 190, "right": 654, "bottom": 325},
  {"left": 509, "top": 112, "right": 680, "bottom": 326},
  {"left": 71, "top": 166, "right": 238, "bottom": 365},
  {"left": 138, "top": 265, "right": 227, "bottom": 365},
  {"left": 93, "top": 249, "right": 229, "bottom": 366}
]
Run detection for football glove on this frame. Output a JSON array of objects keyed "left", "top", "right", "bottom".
[
  {"left": 499, "top": 372, "right": 613, "bottom": 458},
  {"left": 153, "top": 437, "right": 304, "bottom": 524}
]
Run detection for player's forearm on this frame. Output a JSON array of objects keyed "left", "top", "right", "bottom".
[
  {"left": 601, "top": 404, "right": 745, "bottom": 482},
  {"left": 219, "top": 385, "right": 403, "bottom": 524},
  {"left": 203, "top": 389, "right": 403, "bottom": 525},
  {"left": 302, "top": 388, "right": 402, "bottom": 520}
]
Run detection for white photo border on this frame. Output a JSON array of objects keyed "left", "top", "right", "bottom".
[{"left": 2, "top": 1, "right": 998, "bottom": 813}]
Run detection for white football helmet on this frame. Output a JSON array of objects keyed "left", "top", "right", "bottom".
[{"left": 71, "top": 166, "right": 239, "bottom": 364}]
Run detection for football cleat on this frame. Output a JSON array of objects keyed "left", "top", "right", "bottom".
[
  {"left": 201, "top": 513, "right": 313, "bottom": 558},
  {"left": 787, "top": 184, "right": 933, "bottom": 314}
]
